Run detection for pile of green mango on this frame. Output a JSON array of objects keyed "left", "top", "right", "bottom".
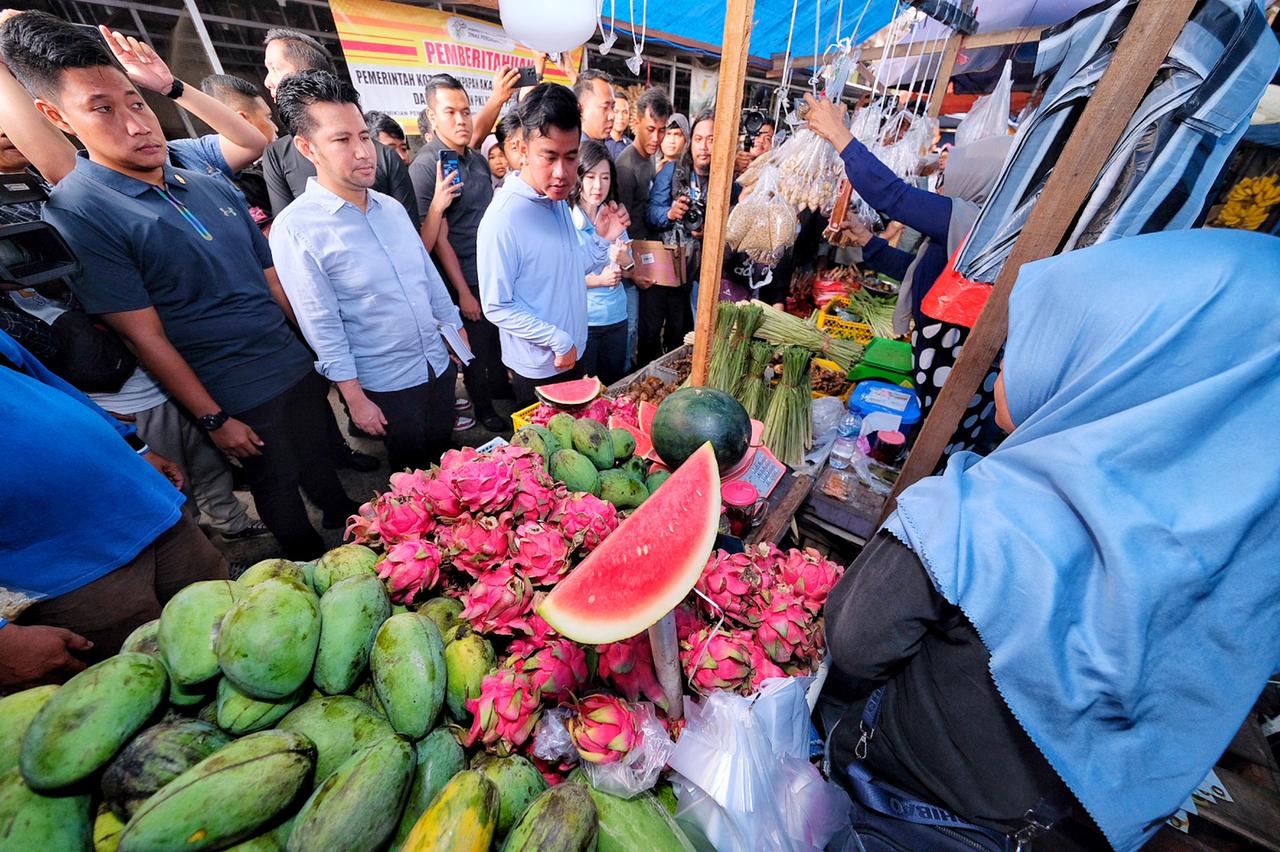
[
  {"left": 511, "top": 414, "right": 669, "bottom": 511},
  {"left": 0, "top": 543, "right": 698, "bottom": 851}
]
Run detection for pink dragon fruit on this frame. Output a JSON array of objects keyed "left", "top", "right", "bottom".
[
  {"left": 610, "top": 395, "right": 639, "bottom": 427},
  {"left": 529, "top": 404, "right": 556, "bottom": 427},
  {"left": 696, "top": 550, "right": 764, "bottom": 622},
  {"left": 596, "top": 635, "right": 669, "bottom": 710},
  {"left": 673, "top": 603, "right": 705, "bottom": 644},
  {"left": 753, "top": 592, "right": 815, "bottom": 666},
  {"left": 376, "top": 538, "right": 442, "bottom": 603},
  {"left": 387, "top": 468, "right": 433, "bottom": 497},
  {"left": 680, "top": 627, "right": 755, "bottom": 694},
  {"left": 492, "top": 445, "right": 549, "bottom": 482},
  {"left": 462, "top": 669, "right": 543, "bottom": 755},
  {"left": 549, "top": 492, "right": 619, "bottom": 554},
  {"left": 423, "top": 474, "right": 465, "bottom": 520},
  {"left": 510, "top": 522, "right": 571, "bottom": 586},
  {"left": 777, "top": 548, "right": 844, "bottom": 613},
  {"left": 568, "top": 694, "right": 643, "bottom": 764},
  {"left": 439, "top": 447, "right": 483, "bottom": 471},
  {"left": 507, "top": 476, "right": 560, "bottom": 524},
  {"left": 371, "top": 493, "right": 435, "bottom": 544},
  {"left": 344, "top": 499, "right": 378, "bottom": 544},
  {"left": 459, "top": 563, "right": 535, "bottom": 635},
  {"left": 445, "top": 455, "right": 517, "bottom": 514},
  {"left": 506, "top": 637, "right": 588, "bottom": 703},
  {"left": 439, "top": 514, "right": 511, "bottom": 578},
  {"left": 578, "top": 397, "right": 613, "bottom": 424},
  {"left": 748, "top": 642, "right": 786, "bottom": 689}
]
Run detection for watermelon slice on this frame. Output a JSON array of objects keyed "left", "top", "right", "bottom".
[
  {"left": 537, "top": 443, "right": 721, "bottom": 644},
  {"left": 608, "top": 416, "right": 655, "bottom": 461},
  {"left": 535, "top": 376, "right": 603, "bottom": 408},
  {"left": 638, "top": 400, "right": 658, "bottom": 435}
]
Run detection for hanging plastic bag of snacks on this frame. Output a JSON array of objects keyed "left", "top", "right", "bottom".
[
  {"left": 775, "top": 128, "right": 844, "bottom": 214},
  {"left": 725, "top": 164, "right": 798, "bottom": 267}
]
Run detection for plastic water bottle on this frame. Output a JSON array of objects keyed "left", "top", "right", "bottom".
[{"left": 828, "top": 412, "right": 863, "bottom": 470}]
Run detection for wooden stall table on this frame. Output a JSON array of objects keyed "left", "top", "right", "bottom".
[{"left": 743, "top": 469, "right": 814, "bottom": 546}]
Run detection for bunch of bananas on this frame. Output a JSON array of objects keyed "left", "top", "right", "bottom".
[{"left": 1214, "top": 174, "right": 1280, "bottom": 231}]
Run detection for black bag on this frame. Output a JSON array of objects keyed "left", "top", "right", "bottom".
[{"left": 48, "top": 309, "right": 137, "bottom": 393}]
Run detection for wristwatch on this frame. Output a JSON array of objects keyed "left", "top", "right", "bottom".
[
  {"left": 199, "top": 410, "right": 230, "bottom": 432},
  {"left": 164, "top": 78, "right": 185, "bottom": 99}
]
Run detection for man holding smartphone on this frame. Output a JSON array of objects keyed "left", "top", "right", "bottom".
[{"left": 409, "top": 73, "right": 513, "bottom": 433}]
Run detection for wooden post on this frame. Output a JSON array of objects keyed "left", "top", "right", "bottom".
[
  {"left": 884, "top": 0, "right": 1199, "bottom": 517},
  {"left": 689, "top": 0, "right": 755, "bottom": 387},
  {"left": 927, "top": 35, "right": 962, "bottom": 118}
]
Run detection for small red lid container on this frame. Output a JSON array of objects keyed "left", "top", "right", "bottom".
[{"left": 722, "top": 480, "right": 761, "bottom": 508}]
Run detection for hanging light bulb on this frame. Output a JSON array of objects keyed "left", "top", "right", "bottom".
[{"left": 500, "top": 0, "right": 598, "bottom": 54}]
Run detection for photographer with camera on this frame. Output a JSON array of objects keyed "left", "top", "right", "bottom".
[{"left": 644, "top": 111, "right": 739, "bottom": 365}]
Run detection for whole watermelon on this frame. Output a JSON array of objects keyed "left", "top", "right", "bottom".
[{"left": 651, "top": 388, "right": 751, "bottom": 472}]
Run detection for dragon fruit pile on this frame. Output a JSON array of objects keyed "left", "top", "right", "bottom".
[
  {"left": 527, "top": 394, "right": 639, "bottom": 429},
  {"left": 346, "top": 447, "right": 843, "bottom": 778}
]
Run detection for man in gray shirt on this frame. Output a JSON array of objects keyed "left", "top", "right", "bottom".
[
  {"left": 614, "top": 87, "right": 671, "bottom": 241},
  {"left": 408, "top": 73, "right": 513, "bottom": 433}
]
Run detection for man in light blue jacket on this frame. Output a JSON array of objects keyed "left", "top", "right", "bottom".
[{"left": 477, "top": 84, "right": 630, "bottom": 406}]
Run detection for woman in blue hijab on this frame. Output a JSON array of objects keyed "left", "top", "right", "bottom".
[{"left": 824, "top": 229, "right": 1280, "bottom": 851}]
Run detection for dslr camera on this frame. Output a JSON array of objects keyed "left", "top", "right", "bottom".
[
  {"left": 683, "top": 196, "right": 707, "bottom": 231},
  {"left": 740, "top": 108, "right": 767, "bottom": 150}
]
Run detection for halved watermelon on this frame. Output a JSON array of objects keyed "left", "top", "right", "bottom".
[
  {"left": 535, "top": 376, "right": 604, "bottom": 408},
  {"left": 608, "top": 416, "right": 655, "bottom": 461},
  {"left": 537, "top": 443, "right": 721, "bottom": 644},
  {"left": 638, "top": 401, "right": 658, "bottom": 435}
]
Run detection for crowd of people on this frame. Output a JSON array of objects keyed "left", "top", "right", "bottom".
[{"left": 0, "top": 9, "right": 765, "bottom": 685}]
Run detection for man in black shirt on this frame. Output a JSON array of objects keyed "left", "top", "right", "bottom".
[
  {"left": 260, "top": 28, "right": 418, "bottom": 226},
  {"left": 408, "top": 73, "right": 513, "bottom": 433},
  {"left": 615, "top": 87, "right": 670, "bottom": 242},
  {"left": 574, "top": 70, "right": 615, "bottom": 147},
  {"left": 199, "top": 73, "right": 277, "bottom": 224}
]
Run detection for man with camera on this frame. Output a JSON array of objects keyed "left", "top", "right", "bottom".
[{"left": 645, "top": 111, "right": 735, "bottom": 364}]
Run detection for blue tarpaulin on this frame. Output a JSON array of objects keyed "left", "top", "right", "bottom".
[{"left": 593, "top": 0, "right": 898, "bottom": 62}]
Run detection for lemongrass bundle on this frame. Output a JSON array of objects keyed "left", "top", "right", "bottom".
[
  {"left": 751, "top": 300, "right": 863, "bottom": 371},
  {"left": 704, "top": 302, "right": 739, "bottom": 391},
  {"left": 846, "top": 287, "right": 897, "bottom": 339},
  {"left": 737, "top": 340, "right": 776, "bottom": 421},
  {"left": 761, "top": 345, "right": 814, "bottom": 467}
]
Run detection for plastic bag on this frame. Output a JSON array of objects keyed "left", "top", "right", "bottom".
[
  {"left": 725, "top": 165, "right": 798, "bottom": 266},
  {"left": 668, "top": 680, "right": 852, "bottom": 852},
  {"left": 581, "top": 703, "right": 676, "bottom": 799},
  {"left": 811, "top": 395, "right": 847, "bottom": 445},
  {"left": 775, "top": 129, "right": 845, "bottom": 214},
  {"left": 955, "top": 60, "right": 1013, "bottom": 147}
]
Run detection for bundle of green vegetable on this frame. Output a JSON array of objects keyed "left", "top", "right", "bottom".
[
  {"left": 703, "top": 302, "right": 739, "bottom": 392},
  {"left": 751, "top": 300, "right": 863, "bottom": 372},
  {"left": 737, "top": 340, "right": 776, "bottom": 421},
  {"left": 762, "top": 345, "right": 814, "bottom": 467},
  {"left": 844, "top": 287, "right": 897, "bottom": 339},
  {"left": 710, "top": 303, "right": 763, "bottom": 395}
]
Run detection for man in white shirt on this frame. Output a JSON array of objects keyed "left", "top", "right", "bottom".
[{"left": 268, "top": 71, "right": 467, "bottom": 471}]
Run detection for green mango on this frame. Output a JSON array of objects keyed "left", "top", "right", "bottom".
[
  {"left": 0, "top": 685, "right": 58, "bottom": 775},
  {"left": 610, "top": 427, "right": 637, "bottom": 462},
  {"left": 313, "top": 573, "right": 391, "bottom": 694},
  {"left": 619, "top": 455, "right": 648, "bottom": 483},
  {"left": 215, "top": 679, "right": 305, "bottom": 735},
  {"left": 418, "top": 597, "right": 465, "bottom": 639},
  {"left": 312, "top": 545, "right": 378, "bottom": 595},
  {"left": 100, "top": 719, "right": 231, "bottom": 820},
  {"left": 285, "top": 735, "right": 415, "bottom": 852},
  {"left": 158, "top": 579, "right": 244, "bottom": 686},
  {"left": 370, "top": 613, "right": 446, "bottom": 739},
  {"left": 571, "top": 418, "right": 616, "bottom": 470},
  {"left": 0, "top": 766, "right": 91, "bottom": 849},
  {"left": 21, "top": 653, "right": 167, "bottom": 791},
  {"left": 473, "top": 754, "right": 548, "bottom": 837},
  {"left": 238, "top": 559, "right": 306, "bottom": 588},
  {"left": 646, "top": 470, "right": 672, "bottom": 495},
  {"left": 599, "top": 469, "right": 649, "bottom": 509},
  {"left": 117, "top": 730, "right": 314, "bottom": 852},
  {"left": 502, "top": 783, "right": 598, "bottom": 852},
  {"left": 510, "top": 426, "right": 558, "bottom": 466},
  {"left": 276, "top": 696, "right": 394, "bottom": 785},
  {"left": 351, "top": 678, "right": 387, "bottom": 717},
  {"left": 120, "top": 619, "right": 161, "bottom": 656},
  {"left": 216, "top": 578, "right": 320, "bottom": 700},
  {"left": 94, "top": 803, "right": 126, "bottom": 852},
  {"left": 298, "top": 561, "right": 318, "bottom": 594},
  {"left": 570, "top": 774, "right": 695, "bottom": 852},
  {"left": 547, "top": 413, "right": 575, "bottom": 454},
  {"left": 444, "top": 625, "right": 496, "bottom": 721},
  {"left": 391, "top": 729, "right": 467, "bottom": 849},
  {"left": 549, "top": 449, "right": 601, "bottom": 496}
]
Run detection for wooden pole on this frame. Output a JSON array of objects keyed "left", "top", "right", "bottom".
[
  {"left": 883, "top": 0, "right": 1199, "bottom": 518},
  {"left": 926, "top": 35, "right": 962, "bottom": 118},
  {"left": 689, "top": 0, "right": 756, "bottom": 387}
]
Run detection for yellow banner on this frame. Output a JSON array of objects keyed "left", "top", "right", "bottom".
[{"left": 329, "top": 0, "right": 584, "bottom": 135}]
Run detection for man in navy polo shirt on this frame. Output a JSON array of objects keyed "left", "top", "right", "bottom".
[{"left": 2, "top": 12, "right": 356, "bottom": 560}]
